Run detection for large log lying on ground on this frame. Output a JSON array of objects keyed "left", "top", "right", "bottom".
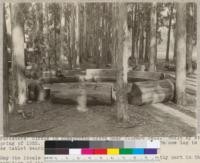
[
  {"left": 40, "top": 76, "right": 81, "bottom": 83},
  {"left": 86, "top": 69, "right": 165, "bottom": 82},
  {"left": 40, "top": 69, "right": 165, "bottom": 83},
  {"left": 42, "top": 70, "right": 85, "bottom": 78},
  {"left": 128, "top": 79, "right": 174, "bottom": 105},
  {"left": 40, "top": 70, "right": 85, "bottom": 83},
  {"left": 62, "top": 70, "right": 85, "bottom": 76},
  {"left": 50, "top": 83, "right": 113, "bottom": 105}
]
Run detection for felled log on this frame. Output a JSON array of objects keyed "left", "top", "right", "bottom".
[
  {"left": 50, "top": 83, "right": 113, "bottom": 105},
  {"left": 128, "top": 79, "right": 174, "bottom": 105},
  {"left": 42, "top": 70, "right": 56, "bottom": 78},
  {"left": 128, "top": 71, "right": 165, "bottom": 80},
  {"left": 62, "top": 70, "right": 85, "bottom": 76},
  {"left": 86, "top": 69, "right": 115, "bottom": 77},
  {"left": 85, "top": 69, "right": 165, "bottom": 82},
  {"left": 40, "top": 76, "right": 80, "bottom": 83}
]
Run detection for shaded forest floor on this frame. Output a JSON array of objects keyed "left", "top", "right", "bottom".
[
  {"left": 8, "top": 59, "right": 197, "bottom": 137},
  {"left": 9, "top": 98, "right": 196, "bottom": 137}
]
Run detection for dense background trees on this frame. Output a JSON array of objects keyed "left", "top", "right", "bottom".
[
  {"left": 5, "top": 2, "right": 197, "bottom": 70},
  {"left": 4, "top": 2, "right": 197, "bottom": 120}
]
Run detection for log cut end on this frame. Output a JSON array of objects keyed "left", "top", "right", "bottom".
[{"left": 128, "top": 79, "right": 175, "bottom": 105}]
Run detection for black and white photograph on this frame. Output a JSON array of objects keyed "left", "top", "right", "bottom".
[{"left": 3, "top": 1, "right": 197, "bottom": 137}]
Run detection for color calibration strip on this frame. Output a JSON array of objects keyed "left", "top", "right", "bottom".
[{"left": 45, "top": 140, "right": 159, "bottom": 155}]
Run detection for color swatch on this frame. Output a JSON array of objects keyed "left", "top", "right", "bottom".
[{"left": 45, "top": 140, "right": 159, "bottom": 155}]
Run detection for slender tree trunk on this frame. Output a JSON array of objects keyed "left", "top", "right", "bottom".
[
  {"left": 173, "top": 26, "right": 177, "bottom": 62},
  {"left": 132, "top": 4, "right": 136, "bottom": 59},
  {"left": 67, "top": 14, "right": 73, "bottom": 70},
  {"left": 175, "top": 3, "right": 186, "bottom": 105},
  {"left": 186, "top": 3, "right": 194, "bottom": 74},
  {"left": 148, "top": 3, "right": 157, "bottom": 72},
  {"left": 70, "top": 6, "right": 76, "bottom": 69},
  {"left": 133, "top": 4, "right": 139, "bottom": 65},
  {"left": 116, "top": 3, "right": 130, "bottom": 122},
  {"left": 144, "top": 8, "right": 150, "bottom": 63},
  {"left": 83, "top": 3, "right": 87, "bottom": 62},
  {"left": 35, "top": 3, "right": 43, "bottom": 75},
  {"left": 100, "top": 4, "right": 103, "bottom": 67},
  {"left": 75, "top": 2, "right": 80, "bottom": 67},
  {"left": 43, "top": 3, "right": 49, "bottom": 71},
  {"left": 11, "top": 4, "right": 27, "bottom": 105},
  {"left": 111, "top": 3, "right": 117, "bottom": 68},
  {"left": 54, "top": 9, "right": 57, "bottom": 68},
  {"left": 3, "top": 4, "right": 9, "bottom": 136},
  {"left": 60, "top": 3, "right": 65, "bottom": 67},
  {"left": 139, "top": 14, "right": 144, "bottom": 63},
  {"left": 101, "top": 4, "right": 107, "bottom": 67},
  {"left": 166, "top": 4, "right": 173, "bottom": 63}
]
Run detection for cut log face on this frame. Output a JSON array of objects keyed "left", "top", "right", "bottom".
[
  {"left": 50, "top": 83, "right": 113, "bottom": 105},
  {"left": 128, "top": 79, "right": 175, "bottom": 105}
]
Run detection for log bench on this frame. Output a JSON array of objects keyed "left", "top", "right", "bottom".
[{"left": 49, "top": 83, "right": 114, "bottom": 105}]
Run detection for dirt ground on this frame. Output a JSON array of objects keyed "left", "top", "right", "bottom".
[{"left": 9, "top": 97, "right": 196, "bottom": 137}]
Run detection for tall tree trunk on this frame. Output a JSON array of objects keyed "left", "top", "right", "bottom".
[
  {"left": 43, "top": 3, "right": 49, "bottom": 71},
  {"left": 3, "top": 4, "right": 9, "bottom": 136},
  {"left": 173, "top": 26, "right": 177, "bottom": 62},
  {"left": 101, "top": 4, "right": 107, "bottom": 67},
  {"left": 166, "top": 4, "right": 173, "bottom": 63},
  {"left": 111, "top": 3, "right": 117, "bottom": 68},
  {"left": 139, "top": 13, "right": 144, "bottom": 63},
  {"left": 70, "top": 5, "right": 76, "bottom": 69},
  {"left": 133, "top": 4, "right": 139, "bottom": 65},
  {"left": 54, "top": 8, "right": 57, "bottom": 68},
  {"left": 148, "top": 3, "right": 157, "bottom": 72},
  {"left": 94, "top": 4, "right": 99, "bottom": 68},
  {"left": 186, "top": 3, "right": 194, "bottom": 74},
  {"left": 67, "top": 13, "right": 73, "bottom": 70},
  {"left": 11, "top": 4, "right": 27, "bottom": 105},
  {"left": 75, "top": 2, "right": 80, "bottom": 67},
  {"left": 144, "top": 8, "right": 150, "bottom": 63},
  {"left": 83, "top": 3, "right": 87, "bottom": 62},
  {"left": 131, "top": 4, "right": 136, "bottom": 59},
  {"left": 99, "top": 5, "right": 103, "bottom": 66},
  {"left": 35, "top": 3, "right": 43, "bottom": 75},
  {"left": 79, "top": 4, "right": 84, "bottom": 65},
  {"left": 175, "top": 3, "right": 186, "bottom": 105},
  {"left": 116, "top": 3, "right": 130, "bottom": 122},
  {"left": 60, "top": 3, "right": 65, "bottom": 67}
]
